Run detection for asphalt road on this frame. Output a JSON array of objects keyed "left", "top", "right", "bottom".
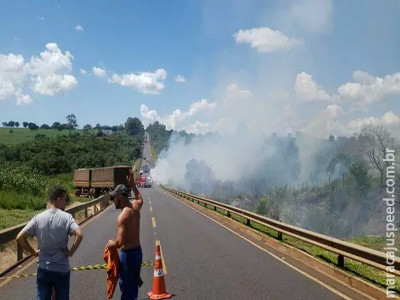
[{"left": 0, "top": 186, "right": 344, "bottom": 299}]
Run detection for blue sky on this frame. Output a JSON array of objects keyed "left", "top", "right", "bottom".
[{"left": 0, "top": 0, "right": 399, "bottom": 137}]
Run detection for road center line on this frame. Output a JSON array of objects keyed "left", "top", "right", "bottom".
[
  {"left": 152, "top": 217, "right": 157, "bottom": 228},
  {"left": 157, "top": 186, "right": 353, "bottom": 300}
]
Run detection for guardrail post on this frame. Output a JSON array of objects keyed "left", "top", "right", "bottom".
[
  {"left": 246, "top": 219, "right": 250, "bottom": 226},
  {"left": 227, "top": 211, "right": 231, "bottom": 218},
  {"left": 17, "top": 241, "right": 23, "bottom": 261},
  {"left": 213, "top": 206, "right": 217, "bottom": 211},
  {"left": 85, "top": 208, "right": 88, "bottom": 219},
  {"left": 338, "top": 254, "right": 344, "bottom": 268},
  {"left": 278, "top": 232, "right": 283, "bottom": 240}
]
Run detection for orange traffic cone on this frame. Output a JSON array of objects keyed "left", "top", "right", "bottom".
[{"left": 148, "top": 245, "right": 172, "bottom": 300}]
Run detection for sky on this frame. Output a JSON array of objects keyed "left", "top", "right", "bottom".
[{"left": 0, "top": 0, "right": 399, "bottom": 137}]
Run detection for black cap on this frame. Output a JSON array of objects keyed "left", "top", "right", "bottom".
[{"left": 109, "top": 184, "right": 129, "bottom": 197}]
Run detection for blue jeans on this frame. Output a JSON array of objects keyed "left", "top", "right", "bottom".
[
  {"left": 119, "top": 246, "right": 142, "bottom": 300},
  {"left": 36, "top": 268, "right": 70, "bottom": 300}
]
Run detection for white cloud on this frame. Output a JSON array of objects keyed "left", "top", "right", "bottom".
[
  {"left": 338, "top": 71, "right": 400, "bottom": 109},
  {"left": 185, "top": 121, "right": 210, "bottom": 134},
  {"left": 92, "top": 66, "right": 106, "bottom": 78},
  {"left": 140, "top": 104, "right": 159, "bottom": 122},
  {"left": 175, "top": 75, "right": 186, "bottom": 83},
  {"left": 303, "top": 104, "right": 345, "bottom": 137},
  {"left": 0, "top": 43, "right": 77, "bottom": 104},
  {"left": 288, "top": 0, "right": 332, "bottom": 33},
  {"left": 110, "top": 69, "right": 167, "bottom": 95},
  {"left": 140, "top": 98, "right": 216, "bottom": 130},
  {"left": 80, "top": 69, "right": 86, "bottom": 75},
  {"left": 234, "top": 27, "right": 302, "bottom": 52},
  {"left": 381, "top": 111, "right": 400, "bottom": 125},
  {"left": 75, "top": 25, "right": 84, "bottom": 31},
  {"left": 16, "top": 91, "right": 32, "bottom": 106},
  {"left": 324, "top": 104, "right": 344, "bottom": 118},
  {"left": 188, "top": 98, "right": 217, "bottom": 116},
  {"left": 346, "top": 111, "right": 400, "bottom": 134},
  {"left": 27, "top": 43, "right": 77, "bottom": 96},
  {"left": 295, "top": 72, "right": 332, "bottom": 101}
]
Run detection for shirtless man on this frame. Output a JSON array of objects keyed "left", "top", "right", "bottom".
[{"left": 107, "top": 171, "right": 143, "bottom": 300}]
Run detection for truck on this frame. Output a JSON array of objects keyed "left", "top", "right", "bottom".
[
  {"left": 73, "top": 165, "right": 131, "bottom": 197},
  {"left": 137, "top": 174, "right": 152, "bottom": 188}
]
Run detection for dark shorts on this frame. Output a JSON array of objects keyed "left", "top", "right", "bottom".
[
  {"left": 119, "top": 246, "right": 142, "bottom": 300},
  {"left": 36, "top": 268, "right": 70, "bottom": 300}
]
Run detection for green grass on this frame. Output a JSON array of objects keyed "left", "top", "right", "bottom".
[
  {"left": 0, "top": 128, "right": 86, "bottom": 145},
  {"left": 151, "top": 145, "right": 157, "bottom": 161},
  {"left": 0, "top": 209, "right": 38, "bottom": 230}
]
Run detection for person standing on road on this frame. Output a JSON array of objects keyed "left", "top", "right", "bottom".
[
  {"left": 107, "top": 169, "right": 143, "bottom": 300},
  {"left": 16, "top": 186, "right": 83, "bottom": 300}
]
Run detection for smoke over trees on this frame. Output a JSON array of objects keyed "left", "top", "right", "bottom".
[{"left": 152, "top": 123, "right": 399, "bottom": 238}]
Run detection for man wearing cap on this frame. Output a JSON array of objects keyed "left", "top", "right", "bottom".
[
  {"left": 107, "top": 170, "right": 143, "bottom": 300},
  {"left": 16, "top": 186, "right": 83, "bottom": 300}
]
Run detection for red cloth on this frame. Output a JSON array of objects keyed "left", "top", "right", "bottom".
[{"left": 103, "top": 246, "right": 119, "bottom": 299}]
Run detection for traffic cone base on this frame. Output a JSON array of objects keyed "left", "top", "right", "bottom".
[
  {"left": 148, "top": 245, "right": 172, "bottom": 300},
  {"left": 147, "top": 291, "right": 172, "bottom": 300}
]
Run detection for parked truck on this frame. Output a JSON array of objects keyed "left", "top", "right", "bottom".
[{"left": 74, "top": 165, "right": 131, "bottom": 197}]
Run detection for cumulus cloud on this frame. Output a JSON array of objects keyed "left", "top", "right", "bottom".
[
  {"left": 109, "top": 68, "right": 167, "bottom": 95},
  {"left": 27, "top": 43, "right": 77, "bottom": 96},
  {"left": 175, "top": 75, "right": 186, "bottom": 83},
  {"left": 288, "top": 0, "right": 332, "bottom": 33},
  {"left": 338, "top": 71, "right": 400, "bottom": 109},
  {"left": 295, "top": 72, "right": 333, "bottom": 101},
  {"left": 92, "top": 66, "right": 106, "bottom": 78},
  {"left": 0, "top": 43, "right": 77, "bottom": 104},
  {"left": 234, "top": 27, "right": 302, "bottom": 52},
  {"left": 75, "top": 25, "right": 84, "bottom": 31},
  {"left": 141, "top": 98, "right": 216, "bottom": 130},
  {"left": 80, "top": 69, "right": 86, "bottom": 75},
  {"left": 346, "top": 111, "right": 400, "bottom": 134},
  {"left": 185, "top": 121, "right": 210, "bottom": 134},
  {"left": 16, "top": 91, "right": 32, "bottom": 106}
]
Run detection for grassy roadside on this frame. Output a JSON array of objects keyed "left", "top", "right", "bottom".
[
  {"left": 150, "top": 145, "right": 157, "bottom": 161},
  {"left": 205, "top": 204, "right": 400, "bottom": 294},
  {"left": 0, "top": 173, "right": 91, "bottom": 230},
  {"left": 0, "top": 128, "right": 86, "bottom": 145}
]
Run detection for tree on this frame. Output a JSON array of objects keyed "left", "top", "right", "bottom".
[
  {"left": 95, "top": 123, "right": 101, "bottom": 130},
  {"left": 66, "top": 114, "right": 78, "bottom": 130},
  {"left": 8, "top": 121, "right": 15, "bottom": 128},
  {"left": 125, "top": 117, "right": 144, "bottom": 137},
  {"left": 329, "top": 135, "right": 335, "bottom": 142},
  {"left": 40, "top": 124, "right": 50, "bottom": 129},
  {"left": 2, "top": 122, "right": 7, "bottom": 127},
  {"left": 349, "top": 160, "right": 371, "bottom": 196},
  {"left": 23, "top": 122, "right": 28, "bottom": 128},
  {"left": 358, "top": 125, "right": 399, "bottom": 184},
  {"left": 15, "top": 121, "right": 20, "bottom": 128},
  {"left": 83, "top": 124, "right": 92, "bottom": 130},
  {"left": 28, "top": 122, "right": 39, "bottom": 130},
  {"left": 52, "top": 122, "right": 62, "bottom": 131}
]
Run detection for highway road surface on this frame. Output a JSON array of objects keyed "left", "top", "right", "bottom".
[{"left": 0, "top": 185, "right": 345, "bottom": 299}]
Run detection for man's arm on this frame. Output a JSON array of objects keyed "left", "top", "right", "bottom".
[
  {"left": 127, "top": 168, "right": 143, "bottom": 209},
  {"left": 132, "top": 185, "right": 143, "bottom": 209},
  {"left": 64, "top": 227, "right": 83, "bottom": 257},
  {"left": 16, "top": 230, "right": 40, "bottom": 257},
  {"left": 107, "top": 213, "right": 126, "bottom": 249}
]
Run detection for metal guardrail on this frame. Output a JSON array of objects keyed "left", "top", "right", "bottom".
[
  {"left": 0, "top": 194, "right": 110, "bottom": 276},
  {"left": 161, "top": 185, "right": 400, "bottom": 277}
]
